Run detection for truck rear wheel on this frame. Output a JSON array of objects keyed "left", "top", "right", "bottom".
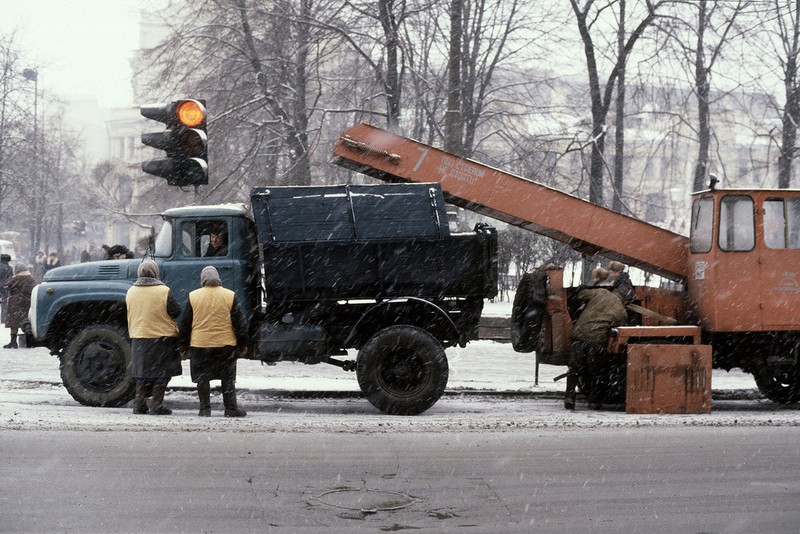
[
  {"left": 754, "top": 363, "right": 800, "bottom": 404},
  {"left": 60, "top": 324, "right": 134, "bottom": 407},
  {"left": 356, "top": 325, "right": 448, "bottom": 415}
]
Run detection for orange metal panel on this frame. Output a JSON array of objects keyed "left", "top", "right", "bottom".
[
  {"left": 331, "top": 123, "right": 689, "bottom": 281},
  {"left": 612, "top": 325, "right": 703, "bottom": 348},
  {"left": 626, "top": 344, "right": 712, "bottom": 414},
  {"left": 539, "top": 267, "right": 571, "bottom": 365}
]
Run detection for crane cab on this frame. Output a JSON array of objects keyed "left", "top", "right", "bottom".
[{"left": 688, "top": 188, "right": 800, "bottom": 333}]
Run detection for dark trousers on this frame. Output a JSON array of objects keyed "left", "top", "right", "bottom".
[{"left": 566, "top": 340, "right": 607, "bottom": 404}]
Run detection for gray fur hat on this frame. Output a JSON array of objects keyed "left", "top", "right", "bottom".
[
  {"left": 137, "top": 260, "right": 159, "bottom": 279},
  {"left": 14, "top": 263, "right": 28, "bottom": 274},
  {"left": 200, "top": 266, "right": 221, "bottom": 287}
]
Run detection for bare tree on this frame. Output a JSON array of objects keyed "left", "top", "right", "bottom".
[
  {"left": 569, "top": 0, "right": 665, "bottom": 207},
  {"left": 773, "top": 0, "right": 800, "bottom": 187},
  {"left": 0, "top": 33, "right": 27, "bottom": 227},
  {"left": 136, "top": 0, "right": 344, "bottom": 192},
  {"left": 444, "top": 0, "right": 463, "bottom": 154}
]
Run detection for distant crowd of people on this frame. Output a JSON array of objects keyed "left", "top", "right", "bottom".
[{"left": 0, "top": 242, "right": 136, "bottom": 349}]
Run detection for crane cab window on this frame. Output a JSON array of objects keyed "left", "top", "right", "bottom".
[
  {"left": 764, "top": 198, "right": 800, "bottom": 249},
  {"left": 690, "top": 196, "right": 714, "bottom": 253},
  {"left": 719, "top": 195, "right": 754, "bottom": 252}
]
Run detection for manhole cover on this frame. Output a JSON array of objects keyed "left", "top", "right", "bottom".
[{"left": 312, "top": 488, "right": 416, "bottom": 513}]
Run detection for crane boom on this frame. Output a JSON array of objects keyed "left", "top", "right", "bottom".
[{"left": 331, "top": 123, "right": 689, "bottom": 281}]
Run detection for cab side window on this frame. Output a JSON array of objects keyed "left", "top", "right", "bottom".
[
  {"left": 764, "top": 198, "right": 800, "bottom": 249},
  {"left": 719, "top": 195, "right": 754, "bottom": 252},
  {"left": 180, "top": 223, "right": 198, "bottom": 257},
  {"left": 690, "top": 197, "right": 714, "bottom": 254}
]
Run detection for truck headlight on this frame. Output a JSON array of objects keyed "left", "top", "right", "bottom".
[{"left": 28, "top": 285, "right": 39, "bottom": 339}]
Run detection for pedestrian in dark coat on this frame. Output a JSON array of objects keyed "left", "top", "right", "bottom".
[
  {"left": 125, "top": 260, "right": 182, "bottom": 415},
  {"left": 44, "top": 252, "right": 60, "bottom": 274},
  {"left": 4, "top": 263, "right": 36, "bottom": 349},
  {"left": 179, "top": 266, "right": 248, "bottom": 417},
  {"left": 564, "top": 287, "right": 628, "bottom": 410},
  {"left": 0, "top": 254, "right": 13, "bottom": 325}
]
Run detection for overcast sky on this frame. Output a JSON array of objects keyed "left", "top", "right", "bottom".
[{"left": 0, "top": 0, "right": 157, "bottom": 108}]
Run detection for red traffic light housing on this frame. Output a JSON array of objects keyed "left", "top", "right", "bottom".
[{"left": 141, "top": 99, "right": 208, "bottom": 186}]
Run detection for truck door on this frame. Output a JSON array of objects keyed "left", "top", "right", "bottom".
[
  {"left": 161, "top": 218, "right": 237, "bottom": 314},
  {"left": 760, "top": 196, "right": 800, "bottom": 328}
]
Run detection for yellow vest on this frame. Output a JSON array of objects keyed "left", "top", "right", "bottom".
[
  {"left": 126, "top": 285, "right": 179, "bottom": 338},
  {"left": 188, "top": 286, "right": 237, "bottom": 348}
]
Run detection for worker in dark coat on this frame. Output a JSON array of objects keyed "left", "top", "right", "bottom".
[
  {"left": 125, "top": 260, "right": 182, "bottom": 415},
  {"left": 4, "top": 263, "right": 36, "bottom": 349},
  {"left": 608, "top": 261, "right": 635, "bottom": 305},
  {"left": 179, "top": 266, "right": 248, "bottom": 417},
  {"left": 565, "top": 286, "right": 628, "bottom": 410},
  {"left": 0, "top": 254, "right": 13, "bottom": 325}
]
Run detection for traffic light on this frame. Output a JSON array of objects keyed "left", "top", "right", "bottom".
[{"left": 140, "top": 99, "right": 208, "bottom": 186}]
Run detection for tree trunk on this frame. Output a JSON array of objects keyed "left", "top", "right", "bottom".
[
  {"left": 779, "top": 0, "right": 800, "bottom": 189},
  {"left": 612, "top": 0, "right": 626, "bottom": 213},
  {"left": 379, "top": 0, "right": 401, "bottom": 131},
  {"left": 693, "top": 1, "right": 711, "bottom": 192},
  {"left": 444, "top": 0, "right": 463, "bottom": 155},
  {"left": 237, "top": 0, "right": 311, "bottom": 185}
]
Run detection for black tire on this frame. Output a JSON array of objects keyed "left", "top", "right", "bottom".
[
  {"left": 59, "top": 324, "right": 134, "bottom": 407},
  {"left": 754, "top": 363, "right": 800, "bottom": 404},
  {"left": 511, "top": 272, "right": 548, "bottom": 353},
  {"left": 356, "top": 325, "right": 448, "bottom": 415}
]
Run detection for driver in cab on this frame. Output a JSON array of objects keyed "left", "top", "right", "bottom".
[{"left": 205, "top": 226, "right": 228, "bottom": 257}]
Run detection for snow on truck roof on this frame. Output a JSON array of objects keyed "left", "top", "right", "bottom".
[{"left": 162, "top": 203, "right": 249, "bottom": 218}]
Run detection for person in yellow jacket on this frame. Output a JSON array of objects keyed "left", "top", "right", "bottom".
[
  {"left": 125, "top": 260, "right": 182, "bottom": 415},
  {"left": 179, "top": 266, "right": 248, "bottom": 417}
]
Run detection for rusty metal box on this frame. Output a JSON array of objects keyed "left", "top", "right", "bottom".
[{"left": 626, "top": 344, "right": 712, "bottom": 414}]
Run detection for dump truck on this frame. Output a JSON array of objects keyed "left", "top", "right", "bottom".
[
  {"left": 330, "top": 122, "right": 800, "bottom": 408},
  {"left": 29, "top": 182, "right": 498, "bottom": 415}
]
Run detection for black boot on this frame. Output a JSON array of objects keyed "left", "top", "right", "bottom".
[
  {"left": 222, "top": 381, "right": 246, "bottom": 417},
  {"left": 3, "top": 338, "right": 18, "bottom": 349},
  {"left": 151, "top": 384, "right": 172, "bottom": 415},
  {"left": 564, "top": 372, "right": 578, "bottom": 410},
  {"left": 197, "top": 382, "right": 211, "bottom": 417},
  {"left": 132, "top": 383, "right": 149, "bottom": 414}
]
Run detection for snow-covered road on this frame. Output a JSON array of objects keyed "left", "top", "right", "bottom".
[{"left": 2, "top": 338, "right": 798, "bottom": 433}]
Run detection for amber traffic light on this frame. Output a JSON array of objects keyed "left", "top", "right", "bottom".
[{"left": 141, "top": 99, "right": 208, "bottom": 186}]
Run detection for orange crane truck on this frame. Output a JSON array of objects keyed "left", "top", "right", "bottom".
[{"left": 331, "top": 122, "right": 800, "bottom": 410}]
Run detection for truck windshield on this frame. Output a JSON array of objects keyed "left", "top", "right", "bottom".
[{"left": 153, "top": 220, "right": 173, "bottom": 257}]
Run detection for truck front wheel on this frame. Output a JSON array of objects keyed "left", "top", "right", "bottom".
[
  {"left": 357, "top": 325, "right": 448, "bottom": 415},
  {"left": 60, "top": 324, "right": 134, "bottom": 407}
]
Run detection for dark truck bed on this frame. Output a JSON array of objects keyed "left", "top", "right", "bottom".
[{"left": 248, "top": 182, "right": 498, "bottom": 414}]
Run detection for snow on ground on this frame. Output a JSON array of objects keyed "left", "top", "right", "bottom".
[{"left": 3, "top": 326, "right": 797, "bottom": 434}]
